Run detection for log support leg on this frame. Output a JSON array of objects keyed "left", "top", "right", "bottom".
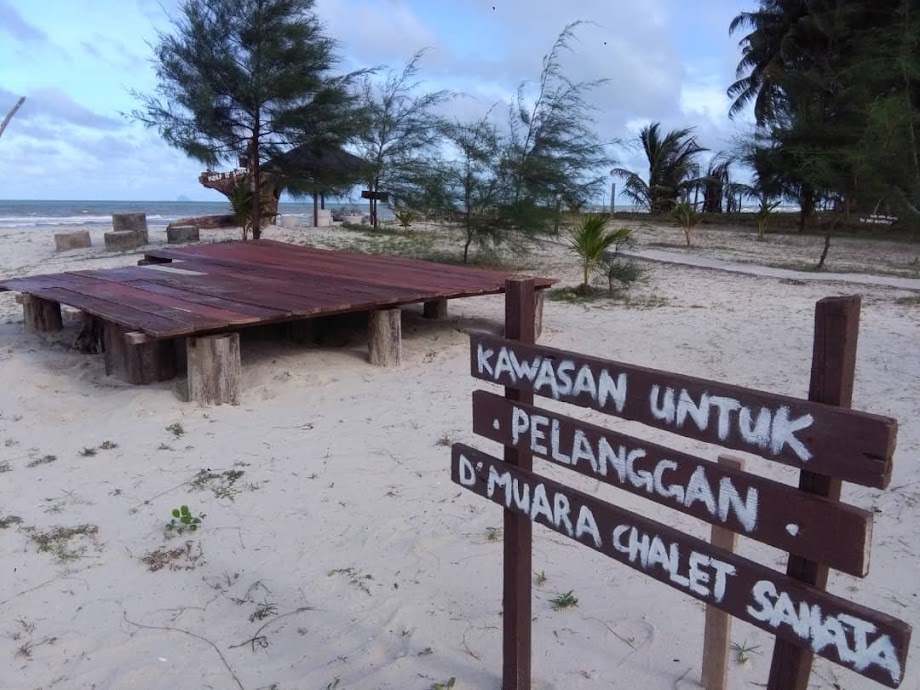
[
  {"left": 74, "top": 313, "right": 105, "bottom": 354},
  {"left": 103, "top": 323, "right": 176, "bottom": 385},
  {"left": 423, "top": 299, "right": 448, "bottom": 320},
  {"left": 187, "top": 333, "right": 241, "bottom": 405},
  {"left": 368, "top": 309, "right": 401, "bottom": 367},
  {"left": 534, "top": 289, "right": 545, "bottom": 341},
  {"left": 23, "top": 295, "right": 63, "bottom": 333}
]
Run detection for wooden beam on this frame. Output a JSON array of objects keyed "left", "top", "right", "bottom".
[{"left": 124, "top": 331, "right": 152, "bottom": 346}]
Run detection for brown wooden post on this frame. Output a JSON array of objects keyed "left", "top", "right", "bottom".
[
  {"left": 187, "top": 333, "right": 241, "bottom": 404},
  {"left": 423, "top": 299, "right": 448, "bottom": 320},
  {"left": 22, "top": 295, "right": 63, "bottom": 333},
  {"left": 103, "top": 323, "right": 177, "bottom": 385},
  {"left": 533, "top": 289, "right": 545, "bottom": 341},
  {"left": 702, "top": 455, "right": 744, "bottom": 690},
  {"left": 767, "top": 295, "right": 861, "bottom": 690},
  {"left": 503, "top": 278, "right": 536, "bottom": 690}
]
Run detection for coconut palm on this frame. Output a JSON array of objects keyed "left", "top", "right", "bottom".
[
  {"left": 568, "top": 214, "right": 632, "bottom": 290},
  {"left": 728, "top": 1, "right": 811, "bottom": 124},
  {"left": 613, "top": 123, "right": 707, "bottom": 214}
]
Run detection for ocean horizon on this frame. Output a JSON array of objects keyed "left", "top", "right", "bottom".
[{"left": 0, "top": 199, "right": 389, "bottom": 230}]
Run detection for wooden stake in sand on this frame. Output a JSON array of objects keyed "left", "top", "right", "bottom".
[
  {"left": 701, "top": 455, "right": 744, "bottom": 690},
  {"left": 501, "top": 278, "right": 536, "bottom": 690}
]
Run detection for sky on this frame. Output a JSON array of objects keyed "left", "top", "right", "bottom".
[{"left": 0, "top": 0, "right": 755, "bottom": 202}]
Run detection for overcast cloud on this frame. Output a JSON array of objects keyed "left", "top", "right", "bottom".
[{"left": 0, "top": 0, "right": 752, "bottom": 201}]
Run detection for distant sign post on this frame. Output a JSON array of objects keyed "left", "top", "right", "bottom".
[
  {"left": 361, "top": 190, "right": 389, "bottom": 229},
  {"left": 451, "top": 282, "right": 911, "bottom": 689}
]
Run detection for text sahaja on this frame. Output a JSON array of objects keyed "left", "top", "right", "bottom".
[{"left": 476, "top": 343, "right": 816, "bottom": 463}]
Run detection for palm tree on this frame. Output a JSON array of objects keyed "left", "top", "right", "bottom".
[
  {"left": 613, "top": 123, "right": 707, "bottom": 214},
  {"left": 568, "top": 214, "right": 632, "bottom": 290},
  {"left": 727, "top": 1, "right": 810, "bottom": 125}
]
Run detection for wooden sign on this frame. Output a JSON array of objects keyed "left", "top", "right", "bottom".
[
  {"left": 452, "top": 282, "right": 912, "bottom": 690},
  {"left": 468, "top": 333, "right": 897, "bottom": 489},
  {"left": 451, "top": 444, "right": 911, "bottom": 688},
  {"left": 361, "top": 190, "right": 389, "bottom": 201},
  {"left": 471, "top": 390, "right": 873, "bottom": 576}
]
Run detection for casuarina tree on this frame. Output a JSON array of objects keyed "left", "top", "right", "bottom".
[{"left": 133, "top": 0, "right": 367, "bottom": 238}]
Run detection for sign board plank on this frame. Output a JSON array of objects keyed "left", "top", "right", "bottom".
[
  {"left": 361, "top": 190, "right": 390, "bottom": 201},
  {"left": 471, "top": 390, "right": 873, "bottom": 577},
  {"left": 451, "top": 444, "right": 911, "bottom": 688},
  {"left": 468, "top": 334, "right": 897, "bottom": 489}
]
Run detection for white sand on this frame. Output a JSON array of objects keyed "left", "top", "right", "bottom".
[{"left": 0, "top": 222, "right": 918, "bottom": 689}]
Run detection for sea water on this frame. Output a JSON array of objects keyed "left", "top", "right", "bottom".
[{"left": 0, "top": 199, "right": 389, "bottom": 230}]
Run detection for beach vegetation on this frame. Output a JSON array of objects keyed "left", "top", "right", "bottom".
[
  {"left": 672, "top": 202, "right": 702, "bottom": 247},
  {"left": 550, "top": 590, "right": 579, "bottom": 610},
  {"left": 354, "top": 51, "right": 451, "bottom": 231},
  {"left": 133, "top": 0, "right": 368, "bottom": 239},
  {"left": 167, "top": 505, "right": 205, "bottom": 534},
  {"left": 730, "top": 0, "right": 920, "bottom": 263},
  {"left": 497, "top": 23, "right": 613, "bottom": 232},
  {"left": 613, "top": 123, "right": 706, "bottom": 214},
  {"left": 568, "top": 214, "right": 632, "bottom": 289}
]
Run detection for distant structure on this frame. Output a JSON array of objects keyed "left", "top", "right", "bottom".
[{"left": 199, "top": 145, "right": 368, "bottom": 226}]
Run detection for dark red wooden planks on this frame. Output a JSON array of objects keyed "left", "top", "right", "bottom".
[
  {"left": 472, "top": 390, "right": 873, "bottom": 576},
  {"left": 451, "top": 444, "right": 911, "bottom": 688},
  {"left": 469, "top": 334, "right": 897, "bottom": 489}
]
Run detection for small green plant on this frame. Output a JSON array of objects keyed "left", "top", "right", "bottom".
[
  {"left": 0, "top": 461, "right": 10, "bottom": 473},
  {"left": 550, "top": 590, "right": 579, "bottom": 610},
  {"left": 99, "top": 440, "right": 118, "bottom": 450},
  {"left": 671, "top": 202, "right": 701, "bottom": 246},
  {"left": 731, "top": 640, "right": 761, "bottom": 664},
  {"left": 432, "top": 678, "right": 456, "bottom": 690},
  {"left": 535, "top": 570, "right": 548, "bottom": 585},
  {"left": 167, "top": 505, "right": 204, "bottom": 534},
  {"left": 485, "top": 526, "right": 502, "bottom": 542},
  {"left": 166, "top": 423, "right": 185, "bottom": 438},
  {"left": 435, "top": 434, "right": 453, "bottom": 448},
  {"left": 605, "top": 260, "right": 645, "bottom": 294},
  {"left": 79, "top": 447, "right": 97, "bottom": 457},
  {"left": 568, "top": 214, "right": 632, "bottom": 290},
  {"left": 394, "top": 209, "right": 416, "bottom": 228}
]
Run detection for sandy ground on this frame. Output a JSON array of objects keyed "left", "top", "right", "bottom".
[{"left": 0, "top": 222, "right": 918, "bottom": 690}]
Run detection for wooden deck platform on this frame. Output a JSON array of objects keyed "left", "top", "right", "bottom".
[{"left": 0, "top": 240, "right": 554, "bottom": 402}]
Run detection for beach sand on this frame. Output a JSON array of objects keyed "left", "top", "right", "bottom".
[{"left": 0, "top": 221, "right": 918, "bottom": 689}]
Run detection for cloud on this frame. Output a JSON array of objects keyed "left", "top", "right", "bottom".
[
  {"left": 0, "top": 0, "right": 46, "bottom": 43},
  {"left": 0, "top": 87, "right": 125, "bottom": 131}
]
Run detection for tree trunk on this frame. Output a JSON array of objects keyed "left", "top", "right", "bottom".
[
  {"left": 815, "top": 210, "right": 841, "bottom": 271},
  {"left": 313, "top": 189, "right": 319, "bottom": 227},
  {"left": 798, "top": 186, "right": 814, "bottom": 233},
  {"left": 251, "top": 128, "right": 262, "bottom": 240},
  {"left": 463, "top": 216, "right": 473, "bottom": 263}
]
